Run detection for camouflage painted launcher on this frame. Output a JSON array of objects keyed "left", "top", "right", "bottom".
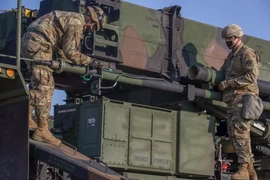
[{"left": 73, "top": 0, "right": 270, "bottom": 82}]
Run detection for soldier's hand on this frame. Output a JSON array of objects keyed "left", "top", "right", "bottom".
[
  {"left": 89, "top": 59, "right": 102, "bottom": 69},
  {"left": 218, "top": 80, "right": 230, "bottom": 91}
]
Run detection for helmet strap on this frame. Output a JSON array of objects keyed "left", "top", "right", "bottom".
[{"left": 91, "top": 6, "right": 106, "bottom": 28}]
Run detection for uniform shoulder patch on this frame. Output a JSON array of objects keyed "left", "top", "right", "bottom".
[{"left": 246, "top": 59, "right": 253, "bottom": 68}]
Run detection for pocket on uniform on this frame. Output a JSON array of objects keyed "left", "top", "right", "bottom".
[
  {"left": 26, "top": 38, "right": 41, "bottom": 54},
  {"left": 242, "top": 94, "right": 264, "bottom": 120}
]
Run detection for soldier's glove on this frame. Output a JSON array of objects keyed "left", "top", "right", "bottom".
[
  {"left": 89, "top": 59, "right": 102, "bottom": 69},
  {"left": 218, "top": 80, "right": 230, "bottom": 91}
]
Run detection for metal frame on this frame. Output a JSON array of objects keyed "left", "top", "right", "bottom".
[{"left": 16, "top": 0, "right": 21, "bottom": 69}]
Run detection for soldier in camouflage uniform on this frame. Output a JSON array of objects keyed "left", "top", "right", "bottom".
[
  {"left": 219, "top": 24, "right": 259, "bottom": 180},
  {"left": 21, "top": 6, "right": 107, "bottom": 147}
]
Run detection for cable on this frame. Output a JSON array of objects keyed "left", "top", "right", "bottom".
[
  {"left": 100, "top": 73, "right": 122, "bottom": 89},
  {"left": 82, "top": 74, "right": 92, "bottom": 81},
  {"left": 102, "top": 68, "right": 170, "bottom": 82}
]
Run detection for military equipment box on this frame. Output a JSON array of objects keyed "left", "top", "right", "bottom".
[{"left": 54, "top": 97, "right": 215, "bottom": 177}]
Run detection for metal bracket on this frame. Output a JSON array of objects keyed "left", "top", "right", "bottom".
[
  {"left": 59, "top": 141, "right": 78, "bottom": 156},
  {"left": 91, "top": 78, "right": 101, "bottom": 95},
  {"left": 160, "top": 5, "right": 182, "bottom": 81},
  {"left": 187, "top": 84, "right": 196, "bottom": 101},
  {"left": 89, "top": 157, "right": 108, "bottom": 173}
]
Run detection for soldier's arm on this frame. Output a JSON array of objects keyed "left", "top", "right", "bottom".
[
  {"left": 62, "top": 19, "right": 92, "bottom": 66},
  {"left": 57, "top": 49, "right": 66, "bottom": 59},
  {"left": 228, "top": 51, "right": 258, "bottom": 87},
  {"left": 56, "top": 49, "right": 76, "bottom": 64}
]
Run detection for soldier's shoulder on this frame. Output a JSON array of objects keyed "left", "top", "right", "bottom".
[
  {"left": 242, "top": 45, "right": 257, "bottom": 56},
  {"left": 240, "top": 45, "right": 260, "bottom": 66}
]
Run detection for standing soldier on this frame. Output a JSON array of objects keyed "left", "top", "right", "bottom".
[
  {"left": 21, "top": 6, "right": 107, "bottom": 147},
  {"left": 219, "top": 24, "right": 259, "bottom": 180}
]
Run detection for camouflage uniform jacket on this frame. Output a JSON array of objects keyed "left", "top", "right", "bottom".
[
  {"left": 26, "top": 10, "right": 91, "bottom": 66},
  {"left": 222, "top": 43, "right": 260, "bottom": 102}
]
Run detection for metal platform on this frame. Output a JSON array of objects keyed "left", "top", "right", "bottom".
[{"left": 29, "top": 139, "right": 132, "bottom": 180}]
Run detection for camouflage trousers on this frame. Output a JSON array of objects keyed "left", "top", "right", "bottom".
[
  {"left": 227, "top": 95, "right": 254, "bottom": 163},
  {"left": 21, "top": 31, "right": 54, "bottom": 124}
]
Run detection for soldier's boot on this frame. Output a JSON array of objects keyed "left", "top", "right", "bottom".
[
  {"left": 29, "top": 105, "right": 37, "bottom": 130},
  {"left": 32, "top": 117, "right": 61, "bottom": 147},
  {"left": 231, "top": 163, "right": 249, "bottom": 180},
  {"left": 248, "top": 163, "right": 258, "bottom": 180}
]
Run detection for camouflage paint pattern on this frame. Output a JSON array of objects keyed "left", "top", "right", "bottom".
[
  {"left": 178, "top": 18, "right": 270, "bottom": 82},
  {"left": 1, "top": 1, "right": 267, "bottom": 109},
  {"left": 220, "top": 42, "right": 260, "bottom": 164},
  {"left": 221, "top": 43, "right": 260, "bottom": 103},
  {"left": 1, "top": 1, "right": 270, "bottom": 178},
  {"left": 86, "top": 6, "right": 107, "bottom": 31},
  {"left": 21, "top": 32, "right": 54, "bottom": 124},
  {"left": 20, "top": 8, "right": 106, "bottom": 125},
  {"left": 1, "top": 0, "right": 270, "bottom": 93},
  {"left": 25, "top": 10, "right": 92, "bottom": 66},
  {"left": 227, "top": 95, "right": 254, "bottom": 164},
  {"left": 112, "top": 2, "right": 166, "bottom": 70},
  {"left": 101, "top": 1, "right": 270, "bottom": 83}
]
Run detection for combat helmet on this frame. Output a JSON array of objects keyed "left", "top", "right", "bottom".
[
  {"left": 85, "top": 6, "right": 107, "bottom": 31},
  {"left": 222, "top": 24, "right": 244, "bottom": 39}
]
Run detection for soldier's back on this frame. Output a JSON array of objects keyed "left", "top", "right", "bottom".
[{"left": 26, "top": 10, "right": 85, "bottom": 50}]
